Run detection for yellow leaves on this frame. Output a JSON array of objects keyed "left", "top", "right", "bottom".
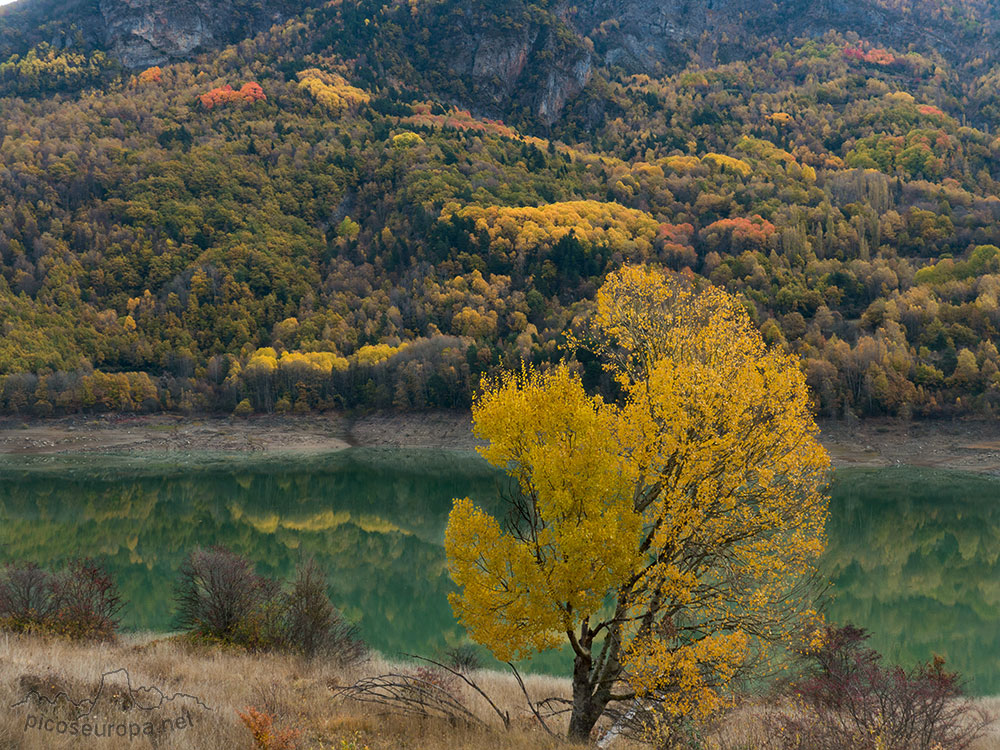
[
  {"left": 355, "top": 343, "right": 406, "bottom": 366},
  {"left": 445, "top": 497, "right": 565, "bottom": 661},
  {"left": 624, "top": 630, "right": 750, "bottom": 715},
  {"left": 885, "top": 90, "right": 915, "bottom": 105},
  {"left": 446, "top": 200, "right": 660, "bottom": 260},
  {"left": 736, "top": 136, "right": 797, "bottom": 165},
  {"left": 452, "top": 307, "right": 497, "bottom": 338},
  {"left": 659, "top": 155, "right": 703, "bottom": 174},
  {"left": 247, "top": 347, "right": 350, "bottom": 376},
  {"left": 459, "top": 366, "right": 644, "bottom": 647},
  {"left": 296, "top": 68, "right": 370, "bottom": 112},
  {"left": 245, "top": 347, "right": 278, "bottom": 375},
  {"left": 137, "top": 66, "right": 162, "bottom": 85},
  {"left": 590, "top": 263, "right": 700, "bottom": 377},
  {"left": 277, "top": 350, "right": 349, "bottom": 375},
  {"left": 243, "top": 342, "right": 406, "bottom": 375},
  {"left": 391, "top": 131, "right": 424, "bottom": 148},
  {"left": 703, "top": 152, "right": 753, "bottom": 177},
  {"left": 446, "top": 264, "right": 831, "bottom": 726}
]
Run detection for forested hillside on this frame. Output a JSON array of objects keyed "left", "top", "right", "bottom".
[{"left": 3, "top": 0, "right": 1000, "bottom": 417}]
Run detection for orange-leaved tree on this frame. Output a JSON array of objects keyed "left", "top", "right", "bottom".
[{"left": 444, "top": 265, "right": 830, "bottom": 742}]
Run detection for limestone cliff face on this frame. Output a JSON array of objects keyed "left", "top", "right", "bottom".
[
  {"left": 471, "top": 31, "right": 535, "bottom": 86},
  {"left": 100, "top": 0, "right": 312, "bottom": 68},
  {"left": 0, "top": 0, "right": 309, "bottom": 68},
  {"left": 99, "top": 0, "right": 221, "bottom": 69},
  {"left": 0, "top": 0, "right": 987, "bottom": 122},
  {"left": 410, "top": 0, "right": 977, "bottom": 124},
  {"left": 572, "top": 0, "right": 963, "bottom": 73},
  {"left": 439, "top": 9, "right": 594, "bottom": 126},
  {"left": 536, "top": 54, "right": 591, "bottom": 123}
]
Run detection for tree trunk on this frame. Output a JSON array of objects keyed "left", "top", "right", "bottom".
[{"left": 568, "top": 651, "right": 605, "bottom": 742}]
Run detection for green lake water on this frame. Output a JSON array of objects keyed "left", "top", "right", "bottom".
[{"left": 0, "top": 451, "right": 997, "bottom": 691}]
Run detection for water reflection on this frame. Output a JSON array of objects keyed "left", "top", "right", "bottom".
[
  {"left": 0, "top": 450, "right": 501, "bottom": 661},
  {"left": 0, "top": 454, "right": 997, "bottom": 689},
  {"left": 823, "top": 467, "right": 1000, "bottom": 694}
]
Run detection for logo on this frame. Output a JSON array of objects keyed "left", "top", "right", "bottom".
[{"left": 11, "top": 667, "right": 212, "bottom": 741}]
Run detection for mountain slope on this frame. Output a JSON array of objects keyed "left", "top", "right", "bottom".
[
  {"left": 4, "top": 0, "right": 997, "bottom": 120},
  {"left": 1, "top": 0, "right": 1000, "bottom": 418}
]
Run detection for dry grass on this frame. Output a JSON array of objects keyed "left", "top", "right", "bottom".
[
  {"left": 0, "top": 631, "right": 997, "bottom": 750},
  {"left": 0, "top": 631, "right": 597, "bottom": 750},
  {"left": 710, "top": 698, "right": 1000, "bottom": 750}
]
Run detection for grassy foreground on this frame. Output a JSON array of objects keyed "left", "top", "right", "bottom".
[
  {"left": 0, "top": 632, "right": 577, "bottom": 750},
  {"left": 0, "top": 632, "right": 998, "bottom": 750}
]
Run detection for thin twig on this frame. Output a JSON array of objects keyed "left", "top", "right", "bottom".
[
  {"left": 406, "top": 654, "right": 511, "bottom": 729},
  {"left": 333, "top": 672, "right": 484, "bottom": 727},
  {"left": 506, "top": 662, "right": 557, "bottom": 737}
]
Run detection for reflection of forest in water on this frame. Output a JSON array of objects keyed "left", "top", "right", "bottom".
[
  {"left": 0, "top": 454, "right": 998, "bottom": 689},
  {"left": 823, "top": 467, "right": 1000, "bottom": 694},
  {"left": 0, "top": 449, "right": 508, "bottom": 662}
]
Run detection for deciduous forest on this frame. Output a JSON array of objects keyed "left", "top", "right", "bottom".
[{"left": 2, "top": 0, "right": 1000, "bottom": 418}]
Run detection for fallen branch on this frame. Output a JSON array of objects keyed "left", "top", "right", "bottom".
[
  {"left": 332, "top": 672, "right": 484, "bottom": 727},
  {"left": 507, "top": 662, "right": 557, "bottom": 737},
  {"left": 406, "top": 654, "right": 510, "bottom": 730}
]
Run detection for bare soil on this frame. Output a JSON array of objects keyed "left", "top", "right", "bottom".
[
  {"left": 0, "top": 412, "right": 998, "bottom": 473},
  {"left": 818, "top": 417, "right": 1000, "bottom": 473}
]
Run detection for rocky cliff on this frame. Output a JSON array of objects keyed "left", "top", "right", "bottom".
[
  {"left": 0, "top": 0, "right": 992, "bottom": 119},
  {"left": 452, "top": 15, "right": 594, "bottom": 125},
  {"left": 572, "top": 0, "right": 975, "bottom": 73},
  {"left": 346, "top": 0, "right": 989, "bottom": 125},
  {"left": 0, "top": 0, "right": 311, "bottom": 68}
]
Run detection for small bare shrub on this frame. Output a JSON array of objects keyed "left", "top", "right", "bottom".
[
  {"left": 49, "top": 559, "right": 123, "bottom": 640},
  {"left": 0, "top": 559, "right": 121, "bottom": 640},
  {"left": 0, "top": 563, "right": 55, "bottom": 630},
  {"left": 773, "top": 624, "right": 993, "bottom": 750},
  {"left": 174, "top": 547, "right": 275, "bottom": 643},
  {"left": 175, "top": 549, "right": 364, "bottom": 659},
  {"left": 442, "top": 644, "right": 483, "bottom": 673},
  {"left": 285, "top": 558, "right": 365, "bottom": 663}
]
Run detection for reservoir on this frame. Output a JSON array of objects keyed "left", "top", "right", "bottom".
[{"left": 0, "top": 450, "right": 997, "bottom": 691}]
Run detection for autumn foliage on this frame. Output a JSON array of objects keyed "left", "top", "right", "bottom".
[
  {"left": 297, "top": 68, "right": 369, "bottom": 111},
  {"left": 445, "top": 266, "right": 830, "bottom": 741},
  {"left": 0, "top": 559, "right": 123, "bottom": 641},
  {"left": 199, "top": 82, "right": 266, "bottom": 109},
  {"left": 773, "top": 625, "right": 992, "bottom": 750},
  {"left": 844, "top": 44, "right": 898, "bottom": 65},
  {"left": 238, "top": 707, "right": 301, "bottom": 750},
  {"left": 402, "top": 103, "right": 520, "bottom": 139},
  {"left": 4, "top": 17, "right": 1000, "bottom": 421},
  {"left": 137, "top": 66, "right": 162, "bottom": 84}
]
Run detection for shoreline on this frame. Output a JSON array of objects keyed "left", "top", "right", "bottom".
[{"left": 0, "top": 412, "right": 998, "bottom": 474}]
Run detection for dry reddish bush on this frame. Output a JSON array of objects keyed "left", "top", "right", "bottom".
[
  {"left": 772, "top": 624, "right": 993, "bottom": 750},
  {"left": 0, "top": 559, "right": 122, "bottom": 641},
  {"left": 238, "top": 706, "right": 302, "bottom": 750},
  {"left": 175, "top": 548, "right": 364, "bottom": 661}
]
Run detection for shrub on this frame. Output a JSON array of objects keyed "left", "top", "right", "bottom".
[
  {"left": 0, "top": 559, "right": 122, "bottom": 640},
  {"left": 238, "top": 706, "right": 301, "bottom": 750},
  {"left": 284, "top": 559, "right": 364, "bottom": 662},
  {"left": 0, "top": 562, "right": 55, "bottom": 630},
  {"left": 49, "top": 559, "right": 123, "bottom": 640},
  {"left": 174, "top": 547, "right": 275, "bottom": 643},
  {"left": 442, "top": 644, "right": 483, "bottom": 673},
  {"left": 773, "top": 624, "right": 992, "bottom": 750},
  {"left": 175, "top": 549, "right": 363, "bottom": 660}
]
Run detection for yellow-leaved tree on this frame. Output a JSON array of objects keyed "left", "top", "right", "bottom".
[{"left": 444, "top": 265, "right": 830, "bottom": 742}]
